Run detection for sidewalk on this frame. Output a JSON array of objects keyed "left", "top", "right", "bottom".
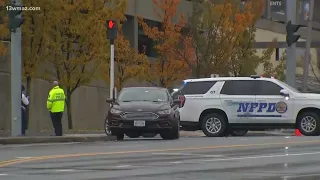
[
  {"left": 0, "top": 133, "right": 116, "bottom": 145},
  {"left": 0, "top": 130, "right": 294, "bottom": 145}
]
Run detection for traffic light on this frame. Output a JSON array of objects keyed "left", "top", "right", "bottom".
[
  {"left": 7, "top": 3, "right": 24, "bottom": 33},
  {"left": 106, "top": 19, "right": 117, "bottom": 40},
  {"left": 285, "top": 21, "right": 303, "bottom": 47}
]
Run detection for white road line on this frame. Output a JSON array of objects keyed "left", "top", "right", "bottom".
[
  {"left": 204, "top": 155, "right": 225, "bottom": 157},
  {"left": 0, "top": 174, "right": 8, "bottom": 176},
  {"left": 152, "top": 153, "right": 188, "bottom": 155},
  {"left": 282, "top": 174, "right": 320, "bottom": 179},
  {"left": 16, "top": 157, "right": 33, "bottom": 159},
  {"left": 203, "top": 151, "right": 320, "bottom": 162},
  {"left": 152, "top": 152, "right": 224, "bottom": 157},
  {"left": 170, "top": 161, "right": 183, "bottom": 164},
  {"left": 56, "top": 169, "right": 75, "bottom": 172},
  {"left": 116, "top": 165, "right": 131, "bottom": 168}
]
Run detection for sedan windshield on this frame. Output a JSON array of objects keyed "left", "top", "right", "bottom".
[{"left": 118, "top": 88, "right": 168, "bottom": 102}]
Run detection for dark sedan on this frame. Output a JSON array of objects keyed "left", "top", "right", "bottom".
[{"left": 105, "top": 87, "right": 181, "bottom": 140}]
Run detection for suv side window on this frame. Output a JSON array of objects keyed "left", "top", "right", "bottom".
[
  {"left": 255, "top": 80, "right": 282, "bottom": 95},
  {"left": 220, "top": 80, "right": 254, "bottom": 95}
]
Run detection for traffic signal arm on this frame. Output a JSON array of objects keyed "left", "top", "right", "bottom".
[{"left": 286, "top": 21, "right": 305, "bottom": 47}]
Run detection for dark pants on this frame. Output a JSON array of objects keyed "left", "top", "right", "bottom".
[
  {"left": 21, "top": 108, "right": 27, "bottom": 135},
  {"left": 50, "top": 112, "right": 63, "bottom": 136}
]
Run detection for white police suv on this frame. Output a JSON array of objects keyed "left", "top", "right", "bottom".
[{"left": 173, "top": 75, "right": 320, "bottom": 137}]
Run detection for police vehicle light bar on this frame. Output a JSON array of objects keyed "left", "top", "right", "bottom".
[{"left": 250, "top": 75, "right": 260, "bottom": 79}]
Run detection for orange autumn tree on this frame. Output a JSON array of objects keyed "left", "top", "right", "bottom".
[
  {"left": 100, "top": 33, "right": 149, "bottom": 90},
  {"left": 0, "top": 0, "right": 8, "bottom": 56},
  {"left": 187, "top": 0, "right": 256, "bottom": 77},
  {"left": 22, "top": 0, "right": 52, "bottom": 96},
  {"left": 138, "top": 0, "right": 191, "bottom": 88},
  {"left": 43, "top": 0, "right": 127, "bottom": 129}
]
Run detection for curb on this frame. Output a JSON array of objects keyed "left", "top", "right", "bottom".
[{"left": 0, "top": 135, "right": 117, "bottom": 145}]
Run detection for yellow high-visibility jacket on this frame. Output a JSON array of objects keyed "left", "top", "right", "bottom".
[{"left": 47, "top": 86, "right": 66, "bottom": 113}]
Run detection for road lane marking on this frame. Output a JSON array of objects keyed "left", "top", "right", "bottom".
[
  {"left": 203, "top": 151, "right": 320, "bottom": 162},
  {"left": 0, "top": 174, "right": 8, "bottom": 176},
  {"left": 16, "top": 157, "right": 33, "bottom": 159},
  {"left": 282, "top": 173, "right": 320, "bottom": 179},
  {"left": 152, "top": 152, "right": 224, "bottom": 157},
  {"left": 116, "top": 165, "right": 131, "bottom": 168},
  {"left": 0, "top": 140, "right": 319, "bottom": 168},
  {"left": 56, "top": 169, "right": 75, "bottom": 172},
  {"left": 170, "top": 161, "right": 183, "bottom": 164}
]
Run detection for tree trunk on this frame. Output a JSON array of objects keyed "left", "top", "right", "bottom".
[{"left": 66, "top": 90, "right": 73, "bottom": 129}]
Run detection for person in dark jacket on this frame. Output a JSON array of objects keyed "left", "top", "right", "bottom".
[{"left": 21, "top": 85, "right": 29, "bottom": 136}]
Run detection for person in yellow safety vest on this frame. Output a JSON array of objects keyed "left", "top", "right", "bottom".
[{"left": 47, "top": 81, "right": 66, "bottom": 136}]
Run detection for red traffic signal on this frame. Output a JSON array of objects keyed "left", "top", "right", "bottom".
[{"left": 107, "top": 20, "right": 117, "bottom": 30}]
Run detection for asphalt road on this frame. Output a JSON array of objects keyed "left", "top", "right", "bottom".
[{"left": 0, "top": 135, "right": 320, "bottom": 180}]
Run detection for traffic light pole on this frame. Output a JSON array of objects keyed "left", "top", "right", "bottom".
[
  {"left": 302, "top": 0, "right": 314, "bottom": 92},
  {"left": 110, "top": 39, "right": 115, "bottom": 100},
  {"left": 285, "top": 0, "right": 297, "bottom": 88},
  {"left": 10, "top": 0, "right": 22, "bottom": 137}
]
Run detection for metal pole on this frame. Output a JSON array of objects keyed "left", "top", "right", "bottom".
[
  {"left": 110, "top": 40, "right": 115, "bottom": 100},
  {"left": 285, "top": 0, "right": 297, "bottom": 88},
  {"left": 11, "top": 0, "right": 22, "bottom": 137},
  {"left": 302, "top": 0, "right": 314, "bottom": 92}
]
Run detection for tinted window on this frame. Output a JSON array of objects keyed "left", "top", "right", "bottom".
[
  {"left": 118, "top": 88, "right": 168, "bottom": 102},
  {"left": 255, "top": 80, "right": 282, "bottom": 95},
  {"left": 181, "top": 81, "right": 216, "bottom": 95},
  {"left": 220, "top": 80, "right": 254, "bottom": 95}
]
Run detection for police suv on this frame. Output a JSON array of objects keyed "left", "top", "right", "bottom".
[{"left": 173, "top": 75, "right": 320, "bottom": 137}]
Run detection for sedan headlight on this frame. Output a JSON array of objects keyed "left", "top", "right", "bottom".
[
  {"left": 157, "top": 109, "right": 171, "bottom": 115},
  {"left": 110, "top": 108, "right": 122, "bottom": 114}
]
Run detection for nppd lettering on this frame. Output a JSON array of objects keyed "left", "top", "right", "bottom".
[{"left": 237, "top": 102, "right": 287, "bottom": 114}]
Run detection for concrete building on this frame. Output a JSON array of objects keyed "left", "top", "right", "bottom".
[{"left": 1, "top": 0, "right": 320, "bottom": 134}]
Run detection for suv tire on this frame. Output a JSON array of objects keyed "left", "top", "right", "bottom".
[
  {"left": 297, "top": 111, "right": 320, "bottom": 136},
  {"left": 201, "top": 113, "right": 227, "bottom": 137},
  {"left": 160, "top": 119, "right": 180, "bottom": 140}
]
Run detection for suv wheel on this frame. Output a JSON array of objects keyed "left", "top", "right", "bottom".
[
  {"left": 201, "top": 113, "right": 227, "bottom": 137},
  {"left": 297, "top": 111, "right": 320, "bottom": 136},
  {"left": 160, "top": 119, "right": 180, "bottom": 140}
]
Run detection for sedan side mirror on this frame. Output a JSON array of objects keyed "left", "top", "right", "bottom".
[{"left": 280, "top": 89, "right": 289, "bottom": 97}]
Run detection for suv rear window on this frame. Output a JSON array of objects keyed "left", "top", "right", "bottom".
[{"left": 173, "top": 81, "right": 216, "bottom": 98}]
